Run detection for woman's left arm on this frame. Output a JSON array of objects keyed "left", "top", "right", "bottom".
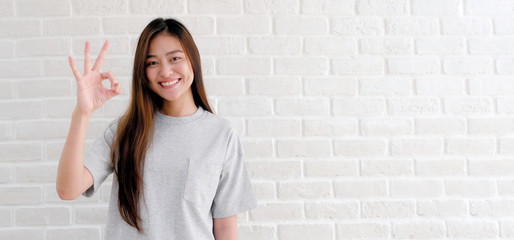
[{"left": 213, "top": 215, "right": 238, "bottom": 240}]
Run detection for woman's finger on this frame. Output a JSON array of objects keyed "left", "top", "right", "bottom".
[
  {"left": 68, "top": 56, "right": 82, "bottom": 80},
  {"left": 92, "top": 40, "right": 109, "bottom": 72},
  {"left": 84, "top": 41, "right": 91, "bottom": 73},
  {"left": 101, "top": 71, "right": 121, "bottom": 97}
]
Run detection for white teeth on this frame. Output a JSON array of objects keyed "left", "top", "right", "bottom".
[{"left": 161, "top": 79, "right": 179, "bottom": 86}]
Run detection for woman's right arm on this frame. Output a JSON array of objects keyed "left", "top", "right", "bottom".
[{"left": 56, "top": 41, "right": 121, "bottom": 200}]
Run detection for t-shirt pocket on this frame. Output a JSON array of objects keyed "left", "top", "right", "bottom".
[{"left": 183, "top": 157, "right": 221, "bottom": 209}]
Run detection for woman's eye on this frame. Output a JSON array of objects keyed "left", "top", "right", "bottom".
[
  {"left": 171, "top": 57, "right": 180, "bottom": 61},
  {"left": 146, "top": 61, "right": 158, "bottom": 67}
]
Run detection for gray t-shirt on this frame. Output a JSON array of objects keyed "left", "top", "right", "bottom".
[{"left": 83, "top": 106, "right": 257, "bottom": 239}]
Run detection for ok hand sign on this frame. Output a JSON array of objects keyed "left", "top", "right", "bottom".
[{"left": 69, "top": 40, "right": 122, "bottom": 116}]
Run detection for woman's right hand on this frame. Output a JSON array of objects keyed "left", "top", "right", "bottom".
[{"left": 69, "top": 40, "right": 122, "bottom": 116}]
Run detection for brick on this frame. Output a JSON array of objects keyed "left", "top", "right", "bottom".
[
  {"left": 245, "top": 0, "right": 298, "bottom": 14},
  {"left": 246, "top": 77, "right": 301, "bottom": 95},
  {"left": 494, "top": 18, "right": 514, "bottom": 34},
  {"left": 0, "top": 208, "right": 11, "bottom": 226},
  {"left": 304, "top": 37, "right": 357, "bottom": 55},
  {"left": 217, "top": 57, "right": 271, "bottom": 75},
  {"left": 392, "top": 138, "right": 443, "bottom": 155},
  {"left": 44, "top": 58, "right": 73, "bottom": 77},
  {"left": 418, "top": 199, "right": 468, "bottom": 217},
  {"left": 248, "top": 119, "right": 301, "bottom": 137},
  {"left": 46, "top": 98, "right": 76, "bottom": 118},
  {"left": 0, "top": 122, "right": 13, "bottom": 140},
  {"left": 275, "top": 17, "right": 328, "bottom": 34},
  {"left": 416, "top": 159, "right": 467, "bottom": 176},
  {"left": 0, "top": 0, "right": 14, "bottom": 16},
  {"left": 391, "top": 180, "right": 444, "bottom": 197},
  {"left": 469, "top": 77, "right": 514, "bottom": 94},
  {"left": 301, "top": 0, "right": 355, "bottom": 15},
  {"left": 247, "top": 161, "right": 301, "bottom": 180},
  {"left": 499, "top": 138, "right": 514, "bottom": 154},
  {"left": 189, "top": 0, "right": 242, "bottom": 14},
  {"left": 16, "top": 120, "right": 69, "bottom": 139},
  {"left": 250, "top": 203, "right": 303, "bottom": 221},
  {"left": 386, "top": 18, "right": 439, "bottom": 35},
  {"left": 251, "top": 182, "right": 275, "bottom": 200},
  {"left": 331, "top": 17, "right": 383, "bottom": 35},
  {"left": 499, "top": 180, "right": 514, "bottom": 195},
  {"left": 469, "top": 38, "right": 514, "bottom": 54},
  {"left": 0, "top": 187, "right": 41, "bottom": 204},
  {"left": 0, "top": 40, "right": 14, "bottom": 58},
  {"left": 393, "top": 221, "right": 446, "bottom": 239},
  {"left": 15, "top": 164, "right": 57, "bottom": 183},
  {"left": 0, "top": 60, "right": 41, "bottom": 78},
  {"left": 304, "top": 78, "right": 357, "bottom": 96},
  {"left": 415, "top": 37, "right": 466, "bottom": 54},
  {"left": 416, "top": 118, "right": 465, "bottom": 135},
  {"left": 98, "top": 97, "right": 129, "bottom": 118},
  {"left": 304, "top": 160, "right": 358, "bottom": 177},
  {"left": 18, "top": 79, "right": 71, "bottom": 98},
  {"left": 501, "top": 221, "right": 514, "bottom": 237},
  {"left": 16, "top": 0, "right": 70, "bottom": 16},
  {"left": 305, "top": 202, "right": 359, "bottom": 219},
  {"left": 412, "top": 0, "right": 459, "bottom": 15},
  {"left": 0, "top": 229, "right": 43, "bottom": 240},
  {"left": 447, "top": 138, "right": 496, "bottom": 155},
  {"left": 275, "top": 98, "right": 330, "bottom": 116},
  {"left": 102, "top": 16, "right": 151, "bottom": 34},
  {"left": 496, "top": 57, "right": 514, "bottom": 74},
  {"left": 304, "top": 118, "right": 358, "bottom": 136},
  {"left": 471, "top": 200, "right": 514, "bottom": 217},
  {"left": 217, "top": 16, "right": 271, "bottom": 34},
  {"left": 75, "top": 207, "right": 108, "bottom": 224},
  {"left": 388, "top": 97, "right": 440, "bottom": 116},
  {"left": 0, "top": 142, "right": 41, "bottom": 162},
  {"left": 242, "top": 140, "right": 273, "bottom": 158},
  {"left": 332, "top": 57, "right": 384, "bottom": 74},
  {"left": 275, "top": 57, "right": 328, "bottom": 75},
  {"left": 361, "top": 118, "right": 413, "bottom": 136},
  {"left": 278, "top": 181, "right": 331, "bottom": 199},
  {"left": 444, "top": 97, "right": 493, "bottom": 115},
  {"left": 359, "top": 37, "right": 412, "bottom": 55},
  {"left": 447, "top": 221, "right": 498, "bottom": 238},
  {"left": 335, "top": 180, "right": 387, "bottom": 198},
  {"left": 335, "top": 139, "right": 387, "bottom": 156},
  {"left": 238, "top": 225, "right": 276, "bottom": 240},
  {"left": 333, "top": 98, "right": 386, "bottom": 117},
  {"left": 217, "top": 98, "right": 272, "bottom": 117},
  {"left": 277, "top": 140, "right": 331, "bottom": 158},
  {"left": 43, "top": 18, "right": 101, "bottom": 36},
  {"left": 465, "top": 0, "right": 514, "bottom": 16},
  {"left": 204, "top": 77, "right": 243, "bottom": 96},
  {"left": 278, "top": 224, "right": 333, "bottom": 240},
  {"left": 445, "top": 179, "right": 496, "bottom": 197},
  {"left": 0, "top": 101, "right": 43, "bottom": 120},
  {"left": 0, "top": 81, "right": 13, "bottom": 98},
  {"left": 179, "top": 17, "right": 214, "bottom": 35},
  {"left": 248, "top": 36, "right": 301, "bottom": 55},
  {"left": 72, "top": 0, "right": 126, "bottom": 15},
  {"left": 46, "top": 228, "right": 100, "bottom": 240},
  {"left": 468, "top": 118, "right": 514, "bottom": 135},
  {"left": 16, "top": 207, "right": 69, "bottom": 225},
  {"left": 337, "top": 223, "right": 390, "bottom": 239},
  {"left": 129, "top": 0, "right": 184, "bottom": 14},
  {"left": 387, "top": 57, "right": 440, "bottom": 74},
  {"left": 362, "top": 200, "right": 415, "bottom": 218},
  {"left": 195, "top": 37, "right": 245, "bottom": 55},
  {"left": 72, "top": 37, "right": 130, "bottom": 56},
  {"left": 361, "top": 159, "right": 413, "bottom": 176},
  {"left": 0, "top": 19, "right": 40, "bottom": 37},
  {"left": 359, "top": 77, "right": 411, "bottom": 96},
  {"left": 469, "top": 159, "right": 514, "bottom": 176},
  {"left": 0, "top": 167, "right": 11, "bottom": 183},
  {"left": 415, "top": 76, "right": 466, "bottom": 95},
  {"left": 441, "top": 17, "right": 492, "bottom": 35},
  {"left": 357, "top": 0, "right": 408, "bottom": 15}
]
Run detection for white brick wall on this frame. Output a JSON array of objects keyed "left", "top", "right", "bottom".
[{"left": 2, "top": 0, "right": 514, "bottom": 239}]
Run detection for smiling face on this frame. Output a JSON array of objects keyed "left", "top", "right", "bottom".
[{"left": 145, "top": 33, "right": 195, "bottom": 112}]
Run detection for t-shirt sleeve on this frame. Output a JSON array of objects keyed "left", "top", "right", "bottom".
[
  {"left": 82, "top": 123, "right": 116, "bottom": 197},
  {"left": 211, "top": 129, "right": 257, "bottom": 218}
]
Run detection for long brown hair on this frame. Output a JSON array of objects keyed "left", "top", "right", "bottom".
[{"left": 110, "top": 18, "right": 212, "bottom": 233}]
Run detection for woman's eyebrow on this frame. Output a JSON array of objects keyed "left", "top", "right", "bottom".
[{"left": 146, "top": 50, "right": 183, "bottom": 59}]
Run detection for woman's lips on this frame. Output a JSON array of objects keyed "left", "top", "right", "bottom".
[{"left": 159, "top": 78, "right": 181, "bottom": 88}]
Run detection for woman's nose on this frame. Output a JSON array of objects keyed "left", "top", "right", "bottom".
[{"left": 159, "top": 62, "right": 174, "bottom": 77}]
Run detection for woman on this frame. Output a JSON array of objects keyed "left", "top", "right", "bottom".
[{"left": 56, "top": 18, "right": 257, "bottom": 239}]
